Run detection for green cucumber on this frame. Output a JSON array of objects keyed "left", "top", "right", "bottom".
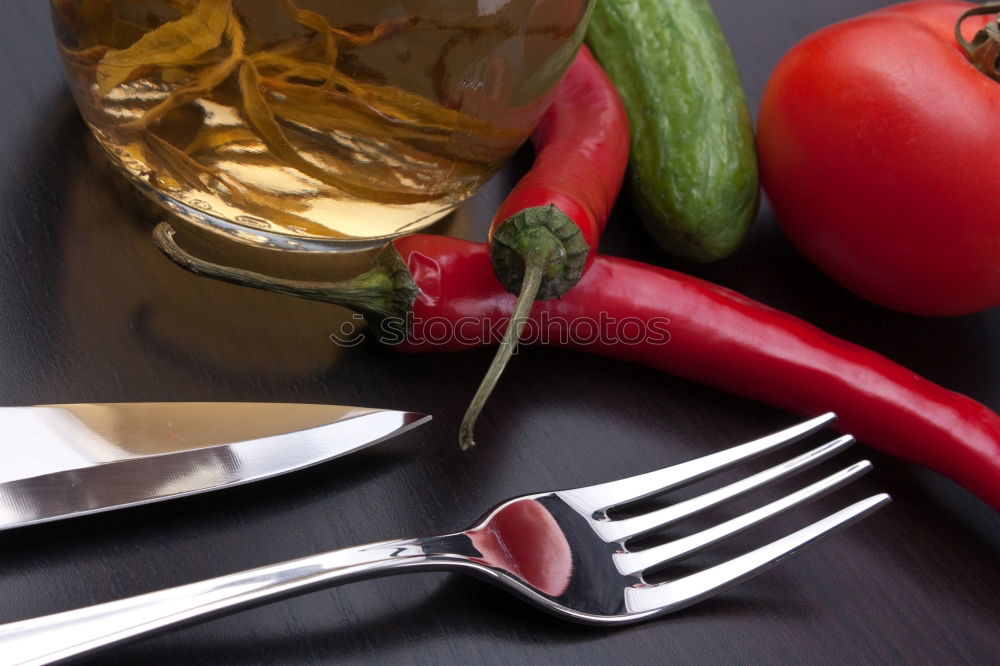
[{"left": 586, "top": 0, "right": 758, "bottom": 262}]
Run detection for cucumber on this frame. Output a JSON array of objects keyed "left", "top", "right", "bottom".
[{"left": 586, "top": 0, "right": 758, "bottom": 262}]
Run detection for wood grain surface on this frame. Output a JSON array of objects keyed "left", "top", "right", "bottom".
[{"left": 1, "top": 1, "right": 998, "bottom": 664}]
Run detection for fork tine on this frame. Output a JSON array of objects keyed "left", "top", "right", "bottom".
[
  {"left": 623, "top": 494, "right": 891, "bottom": 615},
  {"left": 591, "top": 435, "right": 854, "bottom": 542},
  {"left": 559, "top": 413, "right": 837, "bottom": 516},
  {"left": 613, "top": 461, "right": 873, "bottom": 576}
]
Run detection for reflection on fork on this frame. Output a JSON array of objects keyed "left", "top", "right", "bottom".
[{"left": 0, "top": 412, "right": 888, "bottom": 666}]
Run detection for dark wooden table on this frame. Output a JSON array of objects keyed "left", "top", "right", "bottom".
[{"left": 2, "top": 1, "right": 998, "bottom": 664}]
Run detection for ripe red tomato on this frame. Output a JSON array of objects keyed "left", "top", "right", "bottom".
[{"left": 758, "top": 1, "right": 1000, "bottom": 316}]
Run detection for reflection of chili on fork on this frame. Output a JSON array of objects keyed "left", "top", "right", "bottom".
[{"left": 467, "top": 498, "right": 573, "bottom": 598}]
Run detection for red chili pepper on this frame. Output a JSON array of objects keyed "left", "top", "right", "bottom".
[
  {"left": 488, "top": 44, "right": 629, "bottom": 297},
  {"left": 155, "top": 228, "right": 1000, "bottom": 512},
  {"left": 467, "top": 44, "right": 630, "bottom": 448}
]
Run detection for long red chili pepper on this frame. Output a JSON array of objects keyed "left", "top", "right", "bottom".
[
  {"left": 466, "top": 44, "right": 630, "bottom": 448},
  {"left": 155, "top": 228, "right": 1000, "bottom": 512}
]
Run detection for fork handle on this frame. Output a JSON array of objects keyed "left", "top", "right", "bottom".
[{"left": 0, "top": 537, "right": 447, "bottom": 666}]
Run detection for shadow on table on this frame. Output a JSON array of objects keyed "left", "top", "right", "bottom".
[{"left": 94, "top": 572, "right": 815, "bottom": 666}]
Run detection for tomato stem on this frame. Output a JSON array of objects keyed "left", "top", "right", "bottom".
[{"left": 956, "top": 3, "right": 1000, "bottom": 82}]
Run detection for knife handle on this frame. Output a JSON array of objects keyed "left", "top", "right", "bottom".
[{"left": 0, "top": 536, "right": 454, "bottom": 666}]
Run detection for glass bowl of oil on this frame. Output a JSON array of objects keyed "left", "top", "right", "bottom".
[{"left": 50, "top": 0, "right": 594, "bottom": 250}]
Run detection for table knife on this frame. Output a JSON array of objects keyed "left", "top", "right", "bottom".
[{"left": 0, "top": 402, "right": 430, "bottom": 531}]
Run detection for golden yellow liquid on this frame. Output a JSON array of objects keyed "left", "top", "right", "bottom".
[{"left": 50, "top": 0, "right": 591, "bottom": 243}]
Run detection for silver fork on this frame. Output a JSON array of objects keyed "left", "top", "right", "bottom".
[{"left": 0, "top": 413, "right": 889, "bottom": 666}]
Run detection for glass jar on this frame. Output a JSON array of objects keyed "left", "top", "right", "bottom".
[{"left": 50, "top": 0, "right": 594, "bottom": 249}]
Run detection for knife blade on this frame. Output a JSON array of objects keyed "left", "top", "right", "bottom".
[{"left": 0, "top": 403, "right": 430, "bottom": 531}]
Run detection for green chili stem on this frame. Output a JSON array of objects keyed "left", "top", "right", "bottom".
[
  {"left": 152, "top": 223, "right": 417, "bottom": 323},
  {"left": 458, "top": 256, "right": 545, "bottom": 450}
]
